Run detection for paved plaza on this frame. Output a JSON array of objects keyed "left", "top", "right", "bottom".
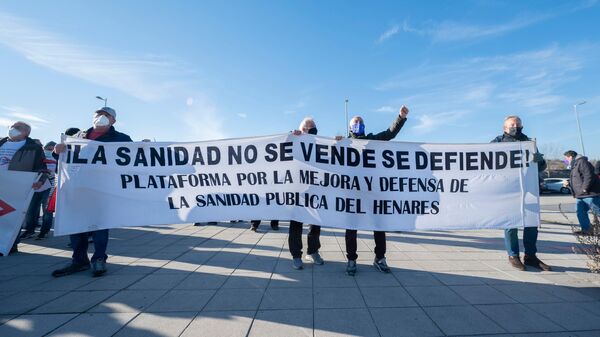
[{"left": 1, "top": 195, "right": 599, "bottom": 337}]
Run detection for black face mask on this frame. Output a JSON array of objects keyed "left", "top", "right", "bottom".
[
  {"left": 507, "top": 126, "right": 523, "bottom": 137},
  {"left": 307, "top": 127, "right": 318, "bottom": 135}
]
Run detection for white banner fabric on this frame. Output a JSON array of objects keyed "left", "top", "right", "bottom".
[
  {"left": 0, "top": 171, "right": 37, "bottom": 255},
  {"left": 54, "top": 134, "right": 540, "bottom": 236}
]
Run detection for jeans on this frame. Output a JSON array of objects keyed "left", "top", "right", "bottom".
[
  {"left": 23, "top": 189, "right": 52, "bottom": 234},
  {"left": 576, "top": 197, "right": 600, "bottom": 231},
  {"left": 70, "top": 229, "right": 109, "bottom": 265},
  {"left": 504, "top": 227, "right": 538, "bottom": 257},
  {"left": 345, "top": 230, "right": 386, "bottom": 261},
  {"left": 288, "top": 220, "right": 321, "bottom": 258}
]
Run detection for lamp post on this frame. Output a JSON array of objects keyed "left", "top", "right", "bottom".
[
  {"left": 96, "top": 96, "right": 108, "bottom": 107},
  {"left": 344, "top": 98, "right": 349, "bottom": 135},
  {"left": 574, "top": 101, "right": 587, "bottom": 156}
]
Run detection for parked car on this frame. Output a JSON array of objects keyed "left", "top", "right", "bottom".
[{"left": 542, "top": 178, "right": 571, "bottom": 194}]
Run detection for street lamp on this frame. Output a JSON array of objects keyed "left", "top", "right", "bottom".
[
  {"left": 96, "top": 96, "right": 108, "bottom": 107},
  {"left": 344, "top": 98, "right": 349, "bottom": 135},
  {"left": 574, "top": 101, "right": 587, "bottom": 156}
]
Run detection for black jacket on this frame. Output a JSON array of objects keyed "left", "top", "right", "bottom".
[
  {"left": 349, "top": 115, "right": 407, "bottom": 141},
  {"left": 569, "top": 156, "right": 600, "bottom": 198},
  {"left": 490, "top": 132, "right": 547, "bottom": 172},
  {"left": 0, "top": 137, "right": 48, "bottom": 182}
]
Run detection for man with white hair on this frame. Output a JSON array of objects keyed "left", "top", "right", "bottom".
[
  {"left": 0, "top": 121, "right": 48, "bottom": 254},
  {"left": 289, "top": 117, "right": 323, "bottom": 269}
]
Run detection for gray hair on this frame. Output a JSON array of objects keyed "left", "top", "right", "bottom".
[
  {"left": 504, "top": 115, "right": 522, "bottom": 124},
  {"left": 298, "top": 117, "right": 316, "bottom": 131}
]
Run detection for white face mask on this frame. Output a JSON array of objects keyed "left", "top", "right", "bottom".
[
  {"left": 8, "top": 127, "right": 22, "bottom": 140},
  {"left": 93, "top": 114, "right": 110, "bottom": 128}
]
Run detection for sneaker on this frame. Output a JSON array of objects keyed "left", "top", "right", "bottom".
[
  {"left": 346, "top": 260, "right": 357, "bottom": 276},
  {"left": 35, "top": 233, "right": 46, "bottom": 240},
  {"left": 19, "top": 231, "right": 35, "bottom": 239},
  {"left": 373, "top": 257, "right": 391, "bottom": 273},
  {"left": 524, "top": 255, "right": 551, "bottom": 271},
  {"left": 52, "top": 263, "right": 90, "bottom": 277},
  {"left": 292, "top": 257, "right": 304, "bottom": 270},
  {"left": 194, "top": 222, "right": 203, "bottom": 226},
  {"left": 92, "top": 259, "right": 107, "bottom": 277},
  {"left": 508, "top": 256, "right": 525, "bottom": 271},
  {"left": 306, "top": 252, "right": 324, "bottom": 265},
  {"left": 574, "top": 229, "right": 594, "bottom": 236}
]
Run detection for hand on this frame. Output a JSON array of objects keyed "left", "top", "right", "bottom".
[
  {"left": 334, "top": 136, "right": 343, "bottom": 141},
  {"left": 532, "top": 152, "right": 544, "bottom": 163},
  {"left": 291, "top": 130, "right": 302, "bottom": 136},
  {"left": 54, "top": 143, "right": 66, "bottom": 154},
  {"left": 399, "top": 105, "right": 409, "bottom": 119},
  {"left": 32, "top": 182, "right": 43, "bottom": 190}
]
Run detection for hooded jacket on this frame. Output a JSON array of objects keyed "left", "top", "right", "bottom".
[{"left": 569, "top": 155, "right": 600, "bottom": 198}]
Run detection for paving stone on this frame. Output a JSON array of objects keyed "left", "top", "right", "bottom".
[
  {"left": 393, "top": 271, "right": 443, "bottom": 286},
  {"left": 354, "top": 271, "right": 401, "bottom": 287},
  {"left": 90, "top": 289, "right": 167, "bottom": 313},
  {"left": 425, "top": 305, "right": 505, "bottom": 335},
  {"left": 114, "top": 311, "right": 196, "bottom": 337},
  {"left": 360, "top": 286, "right": 419, "bottom": 308},
  {"left": 180, "top": 310, "right": 254, "bottom": 337},
  {"left": 313, "top": 272, "right": 357, "bottom": 288},
  {"left": 260, "top": 288, "right": 312, "bottom": 310},
  {"left": 203, "top": 288, "right": 264, "bottom": 311},
  {"left": 175, "top": 272, "right": 229, "bottom": 289},
  {"left": 127, "top": 273, "right": 189, "bottom": 290},
  {"left": 476, "top": 303, "right": 565, "bottom": 333},
  {"left": 314, "top": 287, "right": 366, "bottom": 309},
  {"left": 147, "top": 289, "right": 215, "bottom": 312},
  {"left": 0, "top": 290, "right": 66, "bottom": 314},
  {"left": 314, "top": 308, "right": 379, "bottom": 337},
  {"left": 527, "top": 302, "right": 600, "bottom": 330},
  {"left": 451, "top": 285, "right": 517, "bottom": 304},
  {"left": 46, "top": 312, "right": 137, "bottom": 337},
  {"left": 269, "top": 272, "right": 313, "bottom": 288},
  {"left": 405, "top": 285, "right": 469, "bottom": 306},
  {"left": 249, "top": 309, "right": 313, "bottom": 337},
  {"left": 370, "top": 307, "right": 443, "bottom": 337},
  {"left": 0, "top": 314, "right": 76, "bottom": 337},
  {"left": 222, "top": 272, "right": 271, "bottom": 289}
]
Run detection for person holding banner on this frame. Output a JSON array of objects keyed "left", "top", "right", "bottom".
[
  {"left": 0, "top": 121, "right": 49, "bottom": 254},
  {"left": 288, "top": 117, "right": 324, "bottom": 270},
  {"left": 52, "top": 106, "right": 132, "bottom": 277},
  {"left": 491, "top": 115, "right": 550, "bottom": 271},
  {"left": 344, "top": 105, "right": 409, "bottom": 276}
]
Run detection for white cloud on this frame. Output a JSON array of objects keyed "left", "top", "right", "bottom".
[
  {"left": 375, "top": 44, "right": 593, "bottom": 133},
  {"left": 375, "top": 106, "right": 395, "bottom": 113},
  {"left": 180, "top": 95, "right": 227, "bottom": 141},
  {"left": 0, "top": 117, "right": 15, "bottom": 128},
  {"left": 237, "top": 113, "right": 247, "bottom": 118},
  {"left": 376, "top": 24, "right": 400, "bottom": 44},
  {"left": 0, "top": 12, "right": 188, "bottom": 102}
]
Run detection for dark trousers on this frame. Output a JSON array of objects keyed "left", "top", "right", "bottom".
[
  {"left": 23, "top": 189, "right": 52, "bottom": 235},
  {"left": 504, "top": 227, "right": 537, "bottom": 257},
  {"left": 288, "top": 220, "right": 321, "bottom": 258},
  {"left": 345, "top": 230, "right": 386, "bottom": 261},
  {"left": 251, "top": 220, "right": 279, "bottom": 229},
  {"left": 70, "top": 229, "right": 109, "bottom": 265}
]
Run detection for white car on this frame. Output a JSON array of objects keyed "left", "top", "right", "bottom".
[{"left": 542, "top": 178, "right": 571, "bottom": 194}]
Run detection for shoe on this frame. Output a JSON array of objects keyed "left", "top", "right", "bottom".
[
  {"left": 373, "top": 257, "right": 391, "bottom": 273},
  {"left": 306, "top": 252, "right": 324, "bottom": 265},
  {"left": 508, "top": 256, "right": 526, "bottom": 271},
  {"left": 574, "top": 229, "right": 594, "bottom": 236},
  {"left": 292, "top": 257, "right": 304, "bottom": 270},
  {"left": 207, "top": 222, "right": 218, "bottom": 225},
  {"left": 250, "top": 226, "right": 258, "bottom": 232},
  {"left": 271, "top": 225, "right": 279, "bottom": 231},
  {"left": 19, "top": 231, "right": 35, "bottom": 239},
  {"left": 52, "top": 263, "right": 90, "bottom": 277},
  {"left": 346, "top": 260, "right": 357, "bottom": 276},
  {"left": 524, "top": 255, "right": 551, "bottom": 271},
  {"left": 35, "top": 233, "right": 46, "bottom": 240},
  {"left": 194, "top": 222, "right": 202, "bottom": 226},
  {"left": 92, "top": 259, "right": 107, "bottom": 277}
]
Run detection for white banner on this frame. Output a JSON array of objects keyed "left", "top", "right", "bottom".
[
  {"left": 0, "top": 171, "right": 37, "bottom": 255},
  {"left": 55, "top": 134, "right": 540, "bottom": 236}
]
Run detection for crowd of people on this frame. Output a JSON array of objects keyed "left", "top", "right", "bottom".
[{"left": 2, "top": 105, "right": 599, "bottom": 280}]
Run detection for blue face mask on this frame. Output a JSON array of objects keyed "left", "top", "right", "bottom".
[{"left": 350, "top": 123, "right": 365, "bottom": 136}]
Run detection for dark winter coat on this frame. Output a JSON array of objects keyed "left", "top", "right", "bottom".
[
  {"left": 349, "top": 115, "right": 406, "bottom": 141},
  {"left": 490, "top": 132, "right": 547, "bottom": 172},
  {"left": 569, "top": 156, "right": 600, "bottom": 198}
]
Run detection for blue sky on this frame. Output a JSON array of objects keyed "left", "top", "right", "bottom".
[{"left": 1, "top": 0, "right": 599, "bottom": 158}]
